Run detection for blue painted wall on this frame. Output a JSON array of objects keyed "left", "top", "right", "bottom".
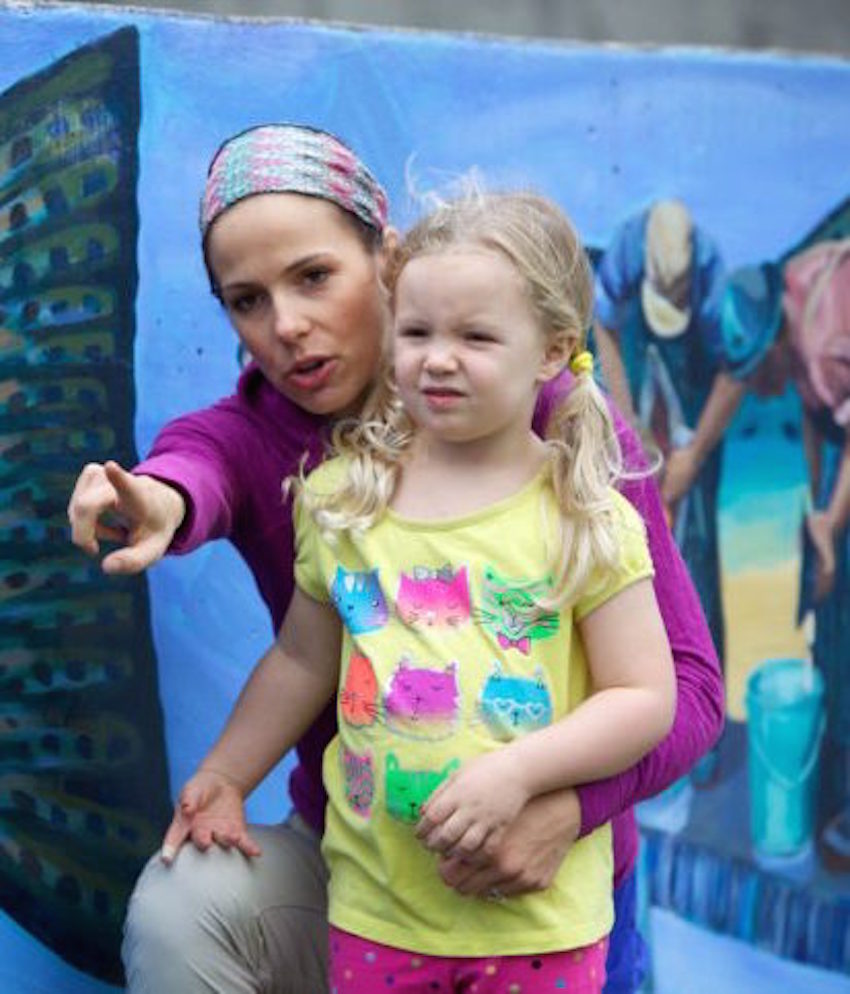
[{"left": 1, "top": 6, "right": 848, "bottom": 991}]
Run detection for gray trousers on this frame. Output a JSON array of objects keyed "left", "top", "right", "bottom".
[{"left": 122, "top": 815, "right": 329, "bottom": 993}]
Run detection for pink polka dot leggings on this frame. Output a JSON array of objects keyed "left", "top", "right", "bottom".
[{"left": 329, "top": 926, "right": 608, "bottom": 993}]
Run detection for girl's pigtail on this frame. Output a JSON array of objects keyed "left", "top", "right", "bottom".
[{"left": 543, "top": 350, "right": 624, "bottom": 609}]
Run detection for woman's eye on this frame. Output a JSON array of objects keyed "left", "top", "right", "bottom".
[
  {"left": 224, "top": 291, "right": 264, "bottom": 315},
  {"left": 302, "top": 267, "right": 331, "bottom": 287}
]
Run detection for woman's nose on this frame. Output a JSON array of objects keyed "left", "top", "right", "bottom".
[{"left": 272, "top": 298, "right": 309, "bottom": 342}]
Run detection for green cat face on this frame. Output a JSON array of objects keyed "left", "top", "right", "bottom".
[
  {"left": 477, "top": 566, "right": 560, "bottom": 645},
  {"left": 384, "top": 754, "right": 460, "bottom": 824}
]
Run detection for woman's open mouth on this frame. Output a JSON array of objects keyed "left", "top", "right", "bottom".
[{"left": 288, "top": 356, "right": 337, "bottom": 391}]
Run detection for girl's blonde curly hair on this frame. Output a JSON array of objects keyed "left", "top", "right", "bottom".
[{"left": 296, "top": 188, "right": 626, "bottom": 609}]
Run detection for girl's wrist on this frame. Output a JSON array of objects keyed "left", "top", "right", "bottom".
[
  {"left": 198, "top": 763, "right": 248, "bottom": 795},
  {"left": 498, "top": 742, "right": 537, "bottom": 803}
]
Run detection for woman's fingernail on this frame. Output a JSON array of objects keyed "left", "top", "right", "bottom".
[{"left": 160, "top": 844, "right": 176, "bottom": 863}]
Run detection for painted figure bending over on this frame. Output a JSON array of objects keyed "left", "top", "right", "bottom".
[
  {"left": 723, "top": 243, "right": 850, "bottom": 873},
  {"left": 68, "top": 125, "right": 723, "bottom": 994},
  {"left": 593, "top": 199, "right": 742, "bottom": 671}
]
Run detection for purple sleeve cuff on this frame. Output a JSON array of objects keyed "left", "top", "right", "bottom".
[{"left": 134, "top": 452, "right": 234, "bottom": 555}]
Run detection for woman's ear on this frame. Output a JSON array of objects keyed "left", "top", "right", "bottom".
[
  {"left": 537, "top": 329, "right": 575, "bottom": 384},
  {"left": 378, "top": 226, "right": 401, "bottom": 288}
]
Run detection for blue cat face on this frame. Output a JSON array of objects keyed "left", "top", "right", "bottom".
[
  {"left": 478, "top": 663, "right": 553, "bottom": 741},
  {"left": 330, "top": 567, "right": 389, "bottom": 634}
]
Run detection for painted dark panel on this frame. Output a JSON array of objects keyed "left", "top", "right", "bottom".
[{"left": 0, "top": 27, "right": 170, "bottom": 983}]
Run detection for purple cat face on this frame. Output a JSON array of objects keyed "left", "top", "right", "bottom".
[
  {"left": 396, "top": 565, "right": 471, "bottom": 628},
  {"left": 384, "top": 660, "right": 459, "bottom": 734}
]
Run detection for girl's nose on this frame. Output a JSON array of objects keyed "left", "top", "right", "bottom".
[{"left": 424, "top": 343, "right": 458, "bottom": 373}]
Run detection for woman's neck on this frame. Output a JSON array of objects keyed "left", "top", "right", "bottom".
[{"left": 390, "top": 431, "right": 548, "bottom": 521}]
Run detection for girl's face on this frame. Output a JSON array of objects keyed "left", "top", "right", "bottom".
[
  {"left": 392, "top": 247, "right": 567, "bottom": 453},
  {"left": 206, "top": 193, "right": 389, "bottom": 416}
]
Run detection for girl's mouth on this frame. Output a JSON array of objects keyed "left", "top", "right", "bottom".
[{"left": 422, "top": 387, "right": 464, "bottom": 410}]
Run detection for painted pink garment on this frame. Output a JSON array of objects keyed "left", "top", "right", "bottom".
[
  {"left": 136, "top": 364, "right": 723, "bottom": 884},
  {"left": 784, "top": 240, "right": 850, "bottom": 425}
]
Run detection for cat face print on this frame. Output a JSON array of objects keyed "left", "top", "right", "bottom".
[
  {"left": 384, "top": 754, "right": 460, "bottom": 824},
  {"left": 396, "top": 565, "right": 471, "bottom": 629},
  {"left": 384, "top": 659, "right": 459, "bottom": 739},
  {"left": 478, "top": 662, "right": 553, "bottom": 741},
  {"left": 477, "top": 566, "right": 559, "bottom": 653},
  {"left": 331, "top": 567, "right": 389, "bottom": 634},
  {"left": 341, "top": 746, "right": 374, "bottom": 818},
  {"left": 340, "top": 654, "right": 379, "bottom": 727}
]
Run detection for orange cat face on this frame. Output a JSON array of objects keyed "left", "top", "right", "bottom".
[{"left": 340, "top": 654, "right": 379, "bottom": 727}]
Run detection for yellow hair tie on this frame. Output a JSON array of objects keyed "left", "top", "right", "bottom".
[{"left": 569, "top": 350, "right": 594, "bottom": 376}]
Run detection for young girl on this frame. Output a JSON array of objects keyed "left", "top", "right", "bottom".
[{"left": 180, "top": 189, "right": 676, "bottom": 992}]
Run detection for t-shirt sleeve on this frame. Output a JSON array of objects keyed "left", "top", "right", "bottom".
[
  {"left": 292, "top": 459, "right": 347, "bottom": 603},
  {"left": 574, "top": 489, "right": 655, "bottom": 622}
]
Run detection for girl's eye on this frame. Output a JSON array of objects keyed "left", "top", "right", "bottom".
[
  {"left": 397, "top": 326, "right": 429, "bottom": 339},
  {"left": 465, "top": 331, "right": 497, "bottom": 343}
]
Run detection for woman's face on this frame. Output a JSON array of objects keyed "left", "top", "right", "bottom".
[{"left": 206, "top": 193, "right": 389, "bottom": 416}]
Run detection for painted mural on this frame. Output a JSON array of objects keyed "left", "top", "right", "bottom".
[
  {"left": 0, "top": 4, "right": 848, "bottom": 992},
  {"left": 0, "top": 24, "right": 169, "bottom": 986}
]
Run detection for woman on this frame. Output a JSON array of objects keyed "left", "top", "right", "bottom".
[{"left": 68, "top": 123, "right": 723, "bottom": 994}]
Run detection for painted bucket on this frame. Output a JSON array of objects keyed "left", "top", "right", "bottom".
[{"left": 745, "top": 658, "right": 825, "bottom": 858}]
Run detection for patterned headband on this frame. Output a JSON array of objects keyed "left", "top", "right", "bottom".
[{"left": 199, "top": 124, "right": 388, "bottom": 238}]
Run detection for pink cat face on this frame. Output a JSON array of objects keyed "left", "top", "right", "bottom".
[{"left": 396, "top": 566, "right": 471, "bottom": 628}]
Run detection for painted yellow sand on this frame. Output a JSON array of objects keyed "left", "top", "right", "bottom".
[{"left": 722, "top": 558, "right": 809, "bottom": 720}]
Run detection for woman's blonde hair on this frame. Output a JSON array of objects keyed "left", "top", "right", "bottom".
[{"left": 297, "top": 188, "right": 625, "bottom": 608}]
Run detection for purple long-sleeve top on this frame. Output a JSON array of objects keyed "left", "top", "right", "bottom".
[{"left": 137, "top": 364, "right": 724, "bottom": 885}]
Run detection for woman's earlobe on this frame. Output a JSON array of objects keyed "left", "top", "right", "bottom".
[{"left": 379, "top": 227, "right": 401, "bottom": 285}]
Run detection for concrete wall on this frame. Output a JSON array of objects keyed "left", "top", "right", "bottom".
[{"left": 80, "top": 0, "right": 850, "bottom": 56}]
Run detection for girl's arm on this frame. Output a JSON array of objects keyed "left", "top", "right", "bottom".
[
  {"left": 574, "top": 413, "right": 724, "bottom": 837},
  {"left": 160, "top": 588, "right": 340, "bottom": 861},
  {"left": 417, "top": 578, "right": 675, "bottom": 858}
]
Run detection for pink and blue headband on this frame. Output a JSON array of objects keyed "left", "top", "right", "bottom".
[{"left": 200, "top": 123, "right": 388, "bottom": 238}]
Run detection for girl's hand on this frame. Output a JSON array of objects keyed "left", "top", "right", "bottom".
[
  {"left": 416, "top": 750, "right": 530, "bottom": 860},
  {"left": 437, "top": 788, "right": 581, "bottom": 897},
  {"left": 159, "top": 769, "right": 261, "bottom": 864}
]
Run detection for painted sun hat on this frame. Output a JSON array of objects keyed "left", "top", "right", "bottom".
[
  {"left": 641, "top": 200, "right": 693, "bottom": 338},
  {"left": 721, "top": 261, "right": 784, "bottom": 379},
  {"left": 199, "top": 123, "right": 388, "bottom": 238}
]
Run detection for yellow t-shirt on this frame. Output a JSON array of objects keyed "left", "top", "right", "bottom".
[{"left": 294, "top": 459, "right": 653, "bottom": 957}]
